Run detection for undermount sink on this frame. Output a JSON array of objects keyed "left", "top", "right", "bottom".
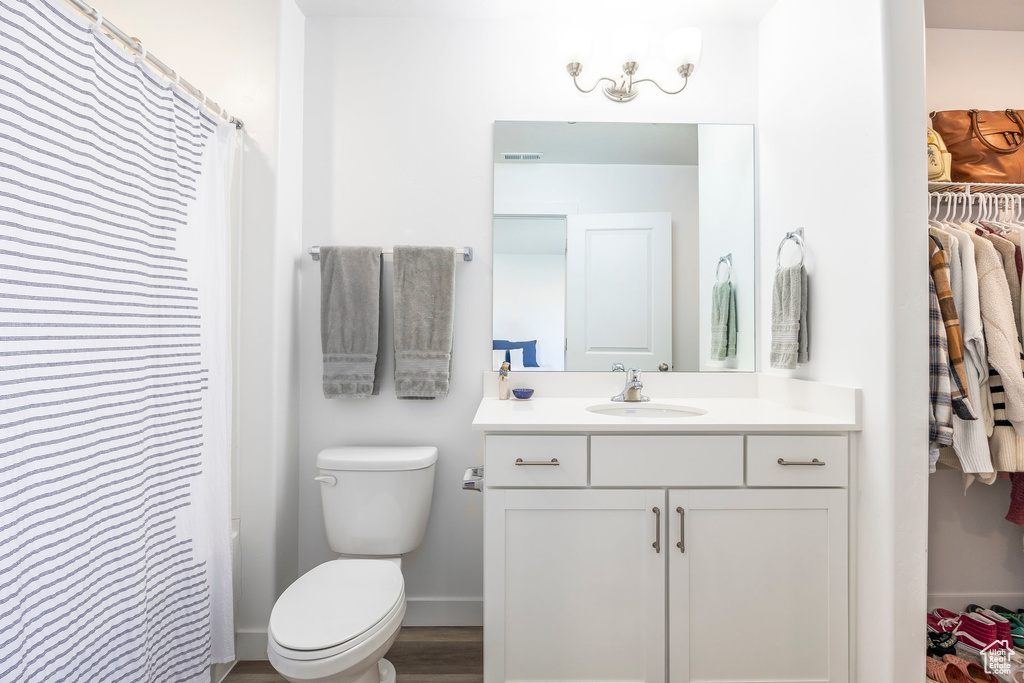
[{"left": 586, "top": 403, "right": 707, "bottom": 418}]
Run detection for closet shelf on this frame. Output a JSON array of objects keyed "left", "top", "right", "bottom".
[{"left": 929, "top": 182, "right": 1024, "bottom": 196}]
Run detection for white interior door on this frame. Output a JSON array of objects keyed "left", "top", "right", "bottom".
[
  {"left": 566, "top": 212, "right": 672, "bottom": 371},
  {"left": 484, "top": 488, "right": 667, "bottom": 683},
  {"left": 668, "top": 488, "right": 849, "bottom": 683}
]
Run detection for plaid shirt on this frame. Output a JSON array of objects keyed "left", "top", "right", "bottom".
[
  {"left": 930, "top": 278, "right": 954, "bottom": 464},
  {"left": 930, "top": 236, "right": 977, "bottom": 420}
]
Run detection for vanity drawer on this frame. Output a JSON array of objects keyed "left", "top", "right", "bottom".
[
  {"left": 484, "top": 435, "right": 588, "bottom": 488},
  {"left": 746, "top": 435, "right": 848, "bottom": 487},
  {"left": 590, "top": 435, "right": 744, "bottom": 487}
]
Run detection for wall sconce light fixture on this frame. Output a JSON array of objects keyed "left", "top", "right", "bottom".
[{"left": 565, "top": 28, "right": 703, "bottom": 102}]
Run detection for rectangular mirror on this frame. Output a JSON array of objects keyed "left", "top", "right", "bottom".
[{"left": 492, "top": 121, "right": 755, "bottom": 373}]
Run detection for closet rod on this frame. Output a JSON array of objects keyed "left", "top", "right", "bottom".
[
  {"left": 62, "top": 0, "right": 244, "bottom": 129},
  {"left": 308, "top": 246, "right": 474, "bottom": 262}
]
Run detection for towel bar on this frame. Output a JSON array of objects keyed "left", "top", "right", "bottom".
[{"left": 308, "top": 246, "right": 473, "bottom": 262}]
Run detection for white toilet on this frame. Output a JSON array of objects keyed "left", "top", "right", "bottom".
[{"left": 267, "top": 446, "right": 438, "bottom": 683}]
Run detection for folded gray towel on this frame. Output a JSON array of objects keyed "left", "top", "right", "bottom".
[
  {"left": 393, "top": 246, "right": 457, "bottom": 399},
  {"left": 320, "top": 246, "right": 383, "bottom": 398},
  {"left": 710, "top": 280, "right": 737, "bottom": 361},
  {"left": 770, "top": 264, "right": 809, "bottom": 369}
]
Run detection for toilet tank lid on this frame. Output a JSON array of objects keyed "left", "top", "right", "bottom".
[{"left": 317, "top": 446, "right": 438, "bottom": 471}]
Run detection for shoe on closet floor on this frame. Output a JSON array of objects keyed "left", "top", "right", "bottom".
[
  {"left": 930, "top": 612, "right": 963, "bottom": 633},
  {"left": 941, "top": 654, "right": 1000, "bottom": 683},
  {"left": 926, "top": 655, "right": 971, "bottom": 683},
  {"left": 991, "top": 605, "right": 1024, "bottom": 633},
  {"left": 928, "top": 631, "right": 959, "bottom": 658},
  {"left": 956, "top": 612, "right": 1001, "bottom": 651},
  {"left": 966, "top": 605, "right": 1015, "bottom": 649}
]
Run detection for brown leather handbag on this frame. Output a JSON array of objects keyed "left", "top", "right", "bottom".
[{"left": 930, "top": 109, "right": 1024, "bottom": 183}]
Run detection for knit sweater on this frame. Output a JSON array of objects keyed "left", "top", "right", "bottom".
[
  {"left": 979, "top": 229, "right": 1022, "bottom": 341},
  {"left": 965, "top": 232, "right": 1024, "bottom": 471},
  {"left": 966, "top": 231, "right": 1024, "bottom": 436}
]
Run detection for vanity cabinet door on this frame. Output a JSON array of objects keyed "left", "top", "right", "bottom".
[
  {"left": 485, "top": 488, "right": 667, "bottom": 683},
  {"left": 668, "top": 489, "right": 848, "bottom": 683}
]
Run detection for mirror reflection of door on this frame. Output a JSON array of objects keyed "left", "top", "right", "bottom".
[
  {"left": 493, "top": 216, "right": 567, "bottom": 371},
  {"left": 565, "top": 212, "right": 672, "bottom": 371}
]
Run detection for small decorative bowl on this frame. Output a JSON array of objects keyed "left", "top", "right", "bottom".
[{"left": 512, "top": 388, "right": 535, "bottom": 400}]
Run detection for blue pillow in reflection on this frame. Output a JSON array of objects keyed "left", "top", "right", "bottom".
[{"left": 492, "top": 340, "right": 538, "bottom": 367}]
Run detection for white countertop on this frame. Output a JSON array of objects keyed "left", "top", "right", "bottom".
[{"left": 471, "top": 396, "right": 860, "bottom": 433}]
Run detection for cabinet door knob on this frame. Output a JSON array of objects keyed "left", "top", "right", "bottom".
[
  {"left": 514, "top": 458, "right": 560, "bottom": 466},
  {"left": 777, "top": 458, "right": 826, "bottom": 466},
  {"left": 652, "top": 507, "right": 661, "bottom": 554},
  {"left": 676, "top": 506, "right": 685, "bottom": 553}
]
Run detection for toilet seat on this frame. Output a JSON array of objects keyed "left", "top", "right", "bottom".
[{"left": 269, "top": 559, "right": 404, "bottom": 660}]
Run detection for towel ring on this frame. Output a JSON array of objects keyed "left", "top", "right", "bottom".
[
  {"left": 776, "top": 229, "right": 805, "bottom": 267},
  {"left": 716, "top": 254, "right": 732, "bottom": 283}
]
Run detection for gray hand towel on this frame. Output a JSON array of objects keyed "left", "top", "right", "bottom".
[
  {"left": 770, "top": 264, "right": 809, "bottom": 369},
  {"left": 320, "top": 246, "right": 384, "bottom": 398},
  {"left": 393, "top": 246, "right": 457, "bottom": 399},
  {"left": 710, "top": 280, "right": 737, "bottom": 361}
]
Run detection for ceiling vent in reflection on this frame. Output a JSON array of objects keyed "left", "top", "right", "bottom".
[{"left": 501, "top": 152, "right": 543, "bottom": 161}]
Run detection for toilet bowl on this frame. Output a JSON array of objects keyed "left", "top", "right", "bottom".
[
  {"left": 267, "top": 446, "right": 438, "bottom": 683},
  {"left": 268, "top": 559, "right": 405, "bottom": 683}
]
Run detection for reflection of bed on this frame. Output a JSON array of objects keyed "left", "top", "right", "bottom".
[
  {"left": 493, "top": 339, "right": 555, "bottom": 371},
  {"left": 491, "top": 354, "right": 558, "bottom": 372}
]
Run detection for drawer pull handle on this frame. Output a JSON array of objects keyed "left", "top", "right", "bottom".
[
  {"left": 676, "top": 506, "right": 685, "bottom": 553},
  {"left": 652, "top": 507, "right": 661, "bottom": 554},
  {"left": 515, "top": 458, "right": 560, "bottom": 466},
  {"left": 777, "top": 457, "right": 826, "bottom": 467}
]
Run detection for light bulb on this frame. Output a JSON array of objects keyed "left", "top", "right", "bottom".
[
  {"left": 559, "top": 27, "right": 593, "bottom": 67},
  {"left": 665, "top": 27, "right": 702, "bottom": 70},
  {"left": 615, "top": 26, "right": 649, "bottom": 65}
]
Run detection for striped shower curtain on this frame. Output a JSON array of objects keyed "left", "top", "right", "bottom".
[{"left": 0, "top": 0, "right": 235, "bottom": 681}]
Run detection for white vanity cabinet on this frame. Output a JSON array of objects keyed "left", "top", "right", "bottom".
[
  {"left": 668, "top": 488, "right": 848, "bottom": 683},
  {"left": 484, "top": 488, "right": 667, "bottom": 683},
  {"left": 481, "top": 433, "right": 850, "bottom": 683}
]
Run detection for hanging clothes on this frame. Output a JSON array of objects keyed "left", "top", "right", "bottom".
[
  {"left": 930, "top": 233, "right": 975, "bottom": 419},
  {"left": 930, "top": 277, "right": 954, "bottom": 472}
]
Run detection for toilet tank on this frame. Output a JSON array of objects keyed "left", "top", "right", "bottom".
[{"left": 316, "top": 446, "right": 438, "bottom": 556}]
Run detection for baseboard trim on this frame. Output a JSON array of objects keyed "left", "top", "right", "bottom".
[
  {"left": 928, "top": 593, "right": 1024, "bottom": 611},
  {"left": 235, "top": 629, "right": 269, "bottom": 661},
  {"left": 211, "top": 661, "right": 236, "bottom": 683},
  {"left": 403, "top": 598, "right": 483, "bottom": 626}
]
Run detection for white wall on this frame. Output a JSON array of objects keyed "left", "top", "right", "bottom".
[
  {"left": 90, "top": 0, "right": 306, "bottom": 659},
  {"left": 301, "top": 17, "right": 758, "bottom": 625},
  {"left": 929, "top": 471, "right": 1024, "bottom": 608},
  {"left": 925, "top": 26, "right": 1024, "bottom": 609},
  {"left": 495, "top": 163, "right": 700, "bottom": 370},
  {"left": 759, "top": 1, "right": 928, "bottom": 682},
  {"left": 697, "top": 124, "right": 756, "bottom": 372}
]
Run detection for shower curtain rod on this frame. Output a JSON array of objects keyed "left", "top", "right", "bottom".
[{"left": 62, "top": 0, "right": 244, "bottom": 129}]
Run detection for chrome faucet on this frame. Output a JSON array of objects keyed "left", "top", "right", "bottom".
[{"left": 611, "top": 367, "right": 650, "bottom": 402}]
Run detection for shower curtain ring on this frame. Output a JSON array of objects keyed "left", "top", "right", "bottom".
[
  {"left": 89, "top": 8, "right": 103, "bottom": 33},
  {"left": 132, "top": 38, "right": 146, "bottom": 66}
]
